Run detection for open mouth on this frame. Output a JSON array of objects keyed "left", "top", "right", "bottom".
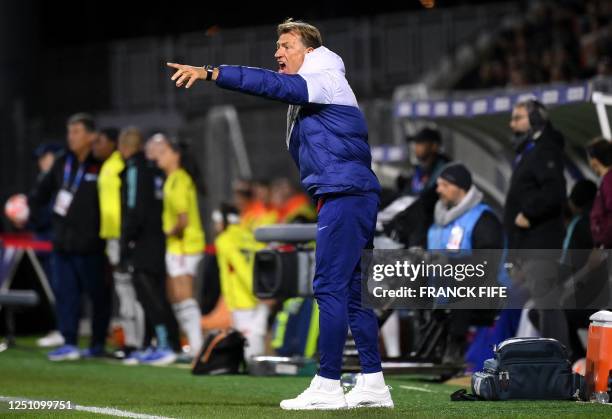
[{"left": 278, "top": 62, "right": 287, "bottom": 72}]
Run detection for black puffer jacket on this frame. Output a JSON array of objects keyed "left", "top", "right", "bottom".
[{"left": 504, "top": 124, "right": 566, "bottom": 249}]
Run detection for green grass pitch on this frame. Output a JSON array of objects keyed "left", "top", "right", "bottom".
[{"left": 0, "top": 337, "right": 610, "bottom": 418}]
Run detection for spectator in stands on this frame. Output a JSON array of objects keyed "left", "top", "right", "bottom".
[
  {"left": 213, "top": 203, "right": 268, "bottom": 358},
  {"left": 119, "top": 127, "right": 179, "bottom": 365},
  {"left": 271, "top": 177, "right": 316, "bottom": 223},
  {"left": 467, "top": 0, "right": 611, "bottom": 89},
  {"left": 156, "top": 136, "right": 205, "bottom": 358},
  {"left": 29, "top": 113, "right": 111, "bottom": 361},
  {"left": 587, "top": 138, "right": 612, "bottom": 249},
  {"left": 427, "top": 163, "right": 510, "bottom": 365},
  {"left": 505, "top": 99, "right": 570, "bottom": 351}
]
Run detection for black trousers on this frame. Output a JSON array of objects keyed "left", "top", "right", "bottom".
[{"left": 132, "top": 270, "right": 180, "bottom": 351}]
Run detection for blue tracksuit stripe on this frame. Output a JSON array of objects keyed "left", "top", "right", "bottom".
[{"left": 216, "top": 65, "right": 309, "bottom": 105}]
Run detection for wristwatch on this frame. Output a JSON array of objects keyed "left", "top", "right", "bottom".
[{"left": 204, "top": 65, "right": 215, "bottom": 81}]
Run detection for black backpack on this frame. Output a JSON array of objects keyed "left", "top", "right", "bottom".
[
  {"left": 192, "top": 329, "right": 246, "bottom": 375},
  {"left": 453, "top": 337, "right": 584, "bottom": 401}
]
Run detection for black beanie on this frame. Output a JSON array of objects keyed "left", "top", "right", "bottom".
[{"left": 439, "top": 163, "right": 472, "bottom": 191}]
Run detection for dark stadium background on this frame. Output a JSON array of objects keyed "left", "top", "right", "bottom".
[{"left": 0, "top": 0, "right": 493, "bottom": 203}]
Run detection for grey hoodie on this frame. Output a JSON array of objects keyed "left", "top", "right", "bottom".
[{"left": 434, "top": 186, "right": 484, "bottom": 227}]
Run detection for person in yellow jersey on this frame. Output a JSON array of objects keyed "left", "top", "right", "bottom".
[
  {"left": 94, "top": 127, "right": 145, "bottom": 357},
  {"left": 213, "top": 203, "right": 269, "bottom": 359},
  {"left": 156, "top": 136, "right": 205, "bottom": 358},
  {"left": 95, "top": 127, "right": 123, "bottom": 260}
]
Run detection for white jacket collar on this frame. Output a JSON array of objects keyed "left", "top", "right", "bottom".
[{"left": 298, "top": 46, "right": 346, "bottom": 75}]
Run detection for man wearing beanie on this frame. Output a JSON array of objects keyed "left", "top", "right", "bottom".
[{"left": 427, "top": 163, "right": 507, "bottom": 364}]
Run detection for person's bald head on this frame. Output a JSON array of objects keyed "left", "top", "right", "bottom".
[{"left": 118, "top": 127, "right": 144, "bottom": 159}]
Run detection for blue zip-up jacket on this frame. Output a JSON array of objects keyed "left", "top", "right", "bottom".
[{"left": 215, "top": 46, "right": 381, "bottom": 198}]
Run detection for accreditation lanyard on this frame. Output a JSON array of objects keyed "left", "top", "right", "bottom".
[
  {"left": 53, "top": 155, "right": 86, "bottom": 217},
  {"left": 62, "top": 155, "right": 86, "bottom": 193}
]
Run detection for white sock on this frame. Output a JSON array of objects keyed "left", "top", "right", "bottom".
[
  {"left": 114, "top": 272, "right": 145, "bottom": 348},
  {"left": 363, "top": 371, "right": 386, "bottom": 389},
  {"left": 315, "top": 375, "right": 342, "bottom": 392},
  {"left": 172, "top": 298, "right": 203, "bottom": 356},
  {"left": 381, "top": 311, "right": 401, "bottom": 358}
]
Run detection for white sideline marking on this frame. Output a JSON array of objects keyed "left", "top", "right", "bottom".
[
  {"left": 0, "top": 395, "right": 174, "bottom": 418},
  {"left": 399, "top": 385, "right": 435, "bottom": 393}
]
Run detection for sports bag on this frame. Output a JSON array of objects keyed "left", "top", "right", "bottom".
[
  {"left": 192, "top": 329, "right": 246, "bottom": 375},
  {"left": 472, "top": 337, "right": 582, "bottom": 400},
  {"left": 453, "top": 337, "right": 583, "bottom": 401}
]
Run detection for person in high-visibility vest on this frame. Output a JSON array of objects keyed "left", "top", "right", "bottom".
[
  {"left": 271, "top": 177, "right": 316, "bottom": 223},
  {"left": 233, "top": 178, "right": 278, "bottom": 231}
]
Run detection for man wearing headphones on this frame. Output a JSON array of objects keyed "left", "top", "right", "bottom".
[
  {"left": 506, "top": 99, "right": 566, "bottom": 249},
  {"left": 505, "top": 99, "right": 569, "bottom": 349}
]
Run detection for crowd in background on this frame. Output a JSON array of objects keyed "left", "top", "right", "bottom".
[{"left": 461, "top": 0, "right": 612, "bottom": 88}]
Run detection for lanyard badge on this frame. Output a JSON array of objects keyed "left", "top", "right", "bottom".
[{"left": 53, "top": 155, "right": 86, "bottom": 217}]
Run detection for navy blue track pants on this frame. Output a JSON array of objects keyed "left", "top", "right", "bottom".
[{"left": 314, "top": 193, "right": 382, "bottom": 379}]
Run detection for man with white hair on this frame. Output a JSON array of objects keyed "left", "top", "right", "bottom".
[{"left": 167, "top": 18, "right": 392, "bottom": 410}]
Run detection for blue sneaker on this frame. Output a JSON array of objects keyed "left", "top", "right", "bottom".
[
  {"left": 122, "top": 347, "right": 152, "bottom": 365},
  {"left": 80, "top": 346, "right": 106, "bottom": 359},
  {"left": 48, "top": 344, "right": 80, "bottom": 361},
  {"left": 139, "top": 348, "right": 177, "bottom": 366}
]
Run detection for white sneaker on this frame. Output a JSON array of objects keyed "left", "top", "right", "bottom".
[
  {"left": 280, "top": 375, "right": 347, "bottom": 410},
  {"left": 345, "top": 374, "right": 394, "bottom": 408},
  {"left": 37, "top": 331, "right": 65, "bottom": 348}
]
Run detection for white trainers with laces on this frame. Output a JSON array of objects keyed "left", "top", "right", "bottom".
[
  {"left": 345, "top": 373, "right": 394, "bottom": 408},
  {"left": 280, "top": 375, "right": 347, "bottom": 410}
]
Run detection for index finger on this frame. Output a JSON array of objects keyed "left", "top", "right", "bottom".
[{"left": 166, "top": 62, "right": 182, "bottom": 69}]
